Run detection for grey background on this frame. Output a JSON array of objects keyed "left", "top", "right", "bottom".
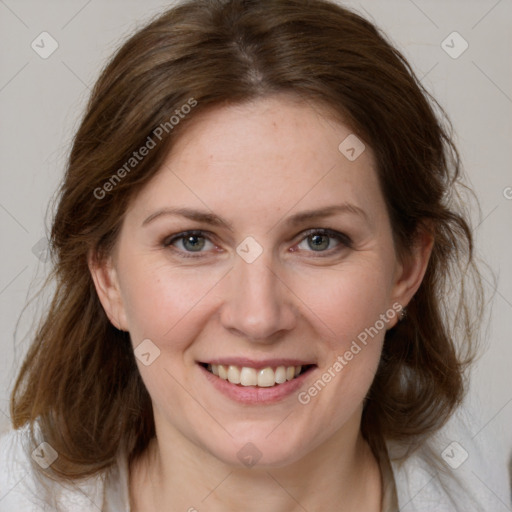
[{"left": 1, "top": 0, "right": 511, "bottom": 499}]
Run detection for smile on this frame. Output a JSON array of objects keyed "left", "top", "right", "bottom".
[{"left": 203, "top": 363, "right": 312, "bottom": 387}]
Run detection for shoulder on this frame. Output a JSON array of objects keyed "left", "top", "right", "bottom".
[
  {"left": 0, "top": 423, "right": 45, "bottom": 511},
  {"left": 0, "top": 423, "right": 111, "bottom": 512},
  {"left": 388, "top": 405, "right": 511, "bottom": 511}
]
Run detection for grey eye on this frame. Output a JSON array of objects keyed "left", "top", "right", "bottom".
[
  {"left": 179, "top": 234, "right": 206, "bottom": 252},
  {"left": 306, "top": 233, "right": 332, "bottom": 251}
]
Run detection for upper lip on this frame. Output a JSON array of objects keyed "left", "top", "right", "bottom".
[{"left": 199, "top": 358, "right": 315, "bottom": 369}]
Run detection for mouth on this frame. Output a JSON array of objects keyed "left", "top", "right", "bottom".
[{"left": 198, "top": 362, "right": 316, "bottom": 388}]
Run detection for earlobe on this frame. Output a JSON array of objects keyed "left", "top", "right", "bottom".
[
  {"left": 88, "top": 252, "right": 128, "bottom": 331},
  {"left": 390, "top": 226, "right": 434, "bottom": 325}
]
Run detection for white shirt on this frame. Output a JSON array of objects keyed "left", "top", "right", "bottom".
[{"left": 0, "top": 409, "right": 510, "bottom": 511}]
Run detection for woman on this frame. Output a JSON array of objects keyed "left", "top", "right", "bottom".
[{"left": 1, "top": 0, "right": 508, "bottom": 510}]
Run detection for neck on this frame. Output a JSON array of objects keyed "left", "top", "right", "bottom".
[{"left": 130, "top": 418, "right": 382, "bottom": 511}]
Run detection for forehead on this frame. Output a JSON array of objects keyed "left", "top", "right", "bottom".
[
  {"left": 168, "top": 94, "right": 362, "bottom": 172},
  {"left": 127, "top": 95, "right": 384, "bottom": 228}
]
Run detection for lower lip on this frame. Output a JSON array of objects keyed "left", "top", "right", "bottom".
[{"left": 198, "top": 364, "right": 315, "bottom": 405}]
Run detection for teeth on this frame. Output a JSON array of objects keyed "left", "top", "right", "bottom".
[
  {"left": 227, "top": 365, "right": 241, "bottom": 384},
  {"left": 257, "top": 367, "right": 275, "bottom": 387},
  {"left": 208, "top": 364, "right": 304, "bottom": 387},
  {"left": 240, "top": 367, "right": 257, "bottom": 386},
  {"left": 218, "top": 364, "right": 228, "bottom": 380},
  {"left": 275, "top": 366, "right": 287, "bottom": 384}
]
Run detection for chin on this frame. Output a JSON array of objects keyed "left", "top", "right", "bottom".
[{"left": 201, "top": 430, "right": 315, "bottom": 470}]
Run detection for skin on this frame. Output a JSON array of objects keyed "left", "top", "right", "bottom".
[{"left": 90, "top": 94, "right": 433, "bottom": 511}]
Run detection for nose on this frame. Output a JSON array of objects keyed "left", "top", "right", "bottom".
[{"left": 219, "top": 250, "right": 297, "bottom": 343}]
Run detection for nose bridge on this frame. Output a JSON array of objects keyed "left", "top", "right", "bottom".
[{"left": 220, "top": 248, "right": 295, "bottom": 342}]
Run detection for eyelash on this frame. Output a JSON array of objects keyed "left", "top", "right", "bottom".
[{"left": 162, "top": 228, "right": 353, "bottom": 259}]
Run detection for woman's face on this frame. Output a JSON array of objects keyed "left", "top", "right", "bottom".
[{"left": 93, "top": 95, "right": 429, "bottom": 468}]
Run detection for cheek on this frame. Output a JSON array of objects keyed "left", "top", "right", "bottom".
[
  {"left": 293, "top": 267, "right": 390, "bottom": 432},
  {"left": 291, "top": 261, "right": 394, "bottom": 352},
  {"left": 289, "top": 261, "right": 394, "bottom": 406},
  {"left": 119, "top": 257, "right": 226, "bottom": 347}
]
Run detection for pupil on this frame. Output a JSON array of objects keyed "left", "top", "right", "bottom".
[
  {"left": 309, "top": 234, "right": 328, "bottom": 251},
  {"left": 185, "top": 235, "right": 204, "bottom": 251}
]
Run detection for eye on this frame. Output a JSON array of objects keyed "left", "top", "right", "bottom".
[
  {"left": 163, "top": 230, "right": 217, "bottom": 257},
  {"left": 295, "top": 228, "right": 352, "bottom": 255},
  {"left": 163, "top": 228, "right": 352, "bottom": 259}
]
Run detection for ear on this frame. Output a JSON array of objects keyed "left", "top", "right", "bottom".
[
  {"left": 389, "top": 224, "right": 434, "bottom": 328},
  {"left": 88, "top": 250, "right": 129, "bottom": 331}
]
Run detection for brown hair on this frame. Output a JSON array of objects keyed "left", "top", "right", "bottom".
[{"left": 11, "top": 0, "right": 483, "bottom": 479}]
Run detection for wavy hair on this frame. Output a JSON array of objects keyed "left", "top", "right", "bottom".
[{"left": 11, "top": 0, "right": 484, "bottom": 479}]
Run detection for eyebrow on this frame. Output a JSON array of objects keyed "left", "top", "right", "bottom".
[{"left": 141, "top": 203, "right": 369, "bottom": 230}]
